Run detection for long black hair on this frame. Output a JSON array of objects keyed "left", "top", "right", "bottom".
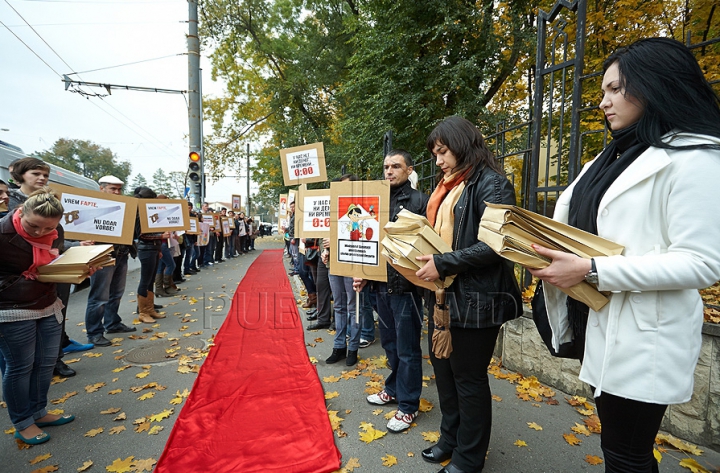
[
  {"left": 605, "top": 37, "right": 720, "bottom": 148},
  {"left": 426, "top": 116, "right": 503, "bottom": 179}
]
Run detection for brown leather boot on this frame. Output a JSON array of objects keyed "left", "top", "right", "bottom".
[
  {"left": 146, "top": 291, "right": 165, "bottom": 319},
  {"left": 137, "top": 295, "right": 156, "bottom": 323},
  {"left": 302, "top": 293, "right": 317, "bottom": 309},
  {"left": 164, "top": 275, "right": 179, "bottom": 294},
  {"left": 155, "top": 273, "right": 170, "bottom": 297}
]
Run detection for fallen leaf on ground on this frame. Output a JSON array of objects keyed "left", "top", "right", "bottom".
[
  {"left": 328, "top": 411, "right": 344, "bottom": 430},
  {"left": 656, "top": 433, "right": 704, "bottom": 455},
  {"left": 323, "top": 375, "right": 340, "bottom": 383},
  {"left": 358, "top": 423, "right": 387, "bottom": 443},
  {"left": 114, "top": 412, "right": 127, "bottom": 421},
  {"left": 83, "top": 352, "right": 103, "bottom": 358},
  {"left": 50, "top": 391, "right": 78, "bottom": 404},
  {"left": 583, "top": 415, "right": 602, "bottom": 433},
  {"left": 138, "top": 392, "right": 155, "bottom": 401},
  {"left": 344, "top": 457, "right": 361, "bottom": 472},
  {"left": 100, "top": 407, "right": 121, "bottom": 415},
  {"left": 108, "top": 389, "right": 122, "bottom": 395},
  {"left": 325, "top": 391, "right": 339, "bottom": 400},
  {"left": 418, "top": 398, "right": 434, "bottom": 412},
  {"left": 108, "top": 425, "right": 126, "bottom": 435},
  {"left": 135, "top": 371, "right": 150, "bottom": 379},
  {"left": 149, "top": 409, "right": 173, "bottom": 422},
  {"left": 571, "top": 423, "right": 591, "bottom": 436},
  {"left": 563, "top": 433, "right": 582, "bottom": 446},
  {"left": 514, "top": 440, "right": 528, "bottom": 447},
  {"left": 585, "top": 455, "right": 603, "bottom": 465},
  {"left": 112, "top": 366, "right": 131, "bottom": 373},
  {"left": 492, "top": 395, "right": 502, "bottom": 402},
  {"left": 381, "top": 454, "right": 398, "bottom": 467},
  {"left": 134, "top": 422, "right": 151, "bottom": 433},
  {"left": 106, "top": 456, "right": 134, "bottom": 473},
  {"left": 29, "top": 453, "right": 52, "bottom": 464},
  {"left": 84, "top": 428, "right": 104, "bottom": 437},
  {"left": 148, "top": 425, "right": 164, "bottom": 435},
  {"left": 421, "top": 431, "right": 440, "bottom": 442},
  {"left": 64, "top": 358, "right": 81, "bottom": 364},
  {"left": 77, "top": 460, "right": 93, "bottom": 471},
  {"left": 30, "top": 466, "right": 58, "bottom": 473},
  {"left": 653, "top": 448, "right": 663, "bottom": 464},
  {"left": 372, "top": 409, "right": 383, "bottom": 416},
  {"left": 132, "top": 458, "right": 157, "bottom": 472},
  {"left": 527, "top": 422, "right": 543, "bottom": 431}
]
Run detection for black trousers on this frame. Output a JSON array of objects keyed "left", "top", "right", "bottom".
[
  {"left": 595, "top": 391, "right": 667, "bottom": 473},
  {"left": 56, "top": 283, "right": 71, "bottom": 361},
  {"left": 214, "top": 235, "right": 224, "bottom": 261},
  {"left": 314, "top": 259, "right": 332, "bottom": 325},
  {"left": 429, "top": 324, "right": 501, "bottom": 473}
]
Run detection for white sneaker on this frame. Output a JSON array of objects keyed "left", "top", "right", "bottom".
[
  {"left": 387, "top": 410, "right": 418, "bottom": 433},
  {"left": 366, "top": 390, "right": 397, "bottom": 405}
]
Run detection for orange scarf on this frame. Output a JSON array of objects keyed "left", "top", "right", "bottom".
[
  {"left": 12, "top": 209, "right": 59, "bottom": 280},
  {"left": 426, "top": 167, "right": 472, "bottom": 226}
]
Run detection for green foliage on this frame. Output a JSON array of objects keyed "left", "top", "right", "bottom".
[
  {"left": 33, "top": 138, "right": 131, "bottom": 184},
  {"left": 152, "top": 169, "right": 178, "bottom": 198},
  {"left": 127, "top": 173, "right": 148, "bottom": 196}
]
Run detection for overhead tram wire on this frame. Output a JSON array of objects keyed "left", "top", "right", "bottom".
[
  {"left": 66, "top": 53, "right": 185, "bottom": 76},
  {"left": 3, "top": 0, "right": 184, "bottom": 162}
]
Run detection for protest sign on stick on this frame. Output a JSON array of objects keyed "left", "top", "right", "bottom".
[{"left": 280, "top": 142, "right": 327, "bottom": 186}]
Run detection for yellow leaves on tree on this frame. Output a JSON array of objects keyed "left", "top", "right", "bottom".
[
  {"left": 358, "top": 422, "right": 387, "bottom": 443},
  {"left": 421, "top": 431, "right": 441, "bottom": 442},
  {"left": 563, "top": 433, "right": 582, "bottom": 446},
  {"left": 381, "top": 454, "right": 398, "bottom": 467},
  {"left": 585, "top": 455, "right": 603, "bottom": 465}
]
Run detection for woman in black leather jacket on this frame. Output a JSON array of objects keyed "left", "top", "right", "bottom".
[{"left": 415, "top": 116, "right": 523, "bottom": 473}]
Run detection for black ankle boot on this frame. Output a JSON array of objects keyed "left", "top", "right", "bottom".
[
  {"left": 346, "top": 350, "right": 358, "bottom": 366},
  {"left": 325, "top": 348, "right": 346, "bottom": 364}
]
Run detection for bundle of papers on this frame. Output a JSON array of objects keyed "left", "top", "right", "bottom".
[
  {"left": 381, "top": 210, "right": 456, "bottom": 291},
  {"left": 37, "top": 244, "right": 115, "bottom": 284},
  {"left": 477, "top": 203, "right": 624, "bottom": 311}
]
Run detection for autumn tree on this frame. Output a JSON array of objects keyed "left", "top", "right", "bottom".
[
  {"left": 33, "top": 138, "right": 131, "bottom": 184},
  {"left": 126, "top": 173, "right": 148, "bottom": 196}
]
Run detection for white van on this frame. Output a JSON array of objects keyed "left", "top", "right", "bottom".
[{"left": 0, "top": 140, "right": 98, "bottom": 191}]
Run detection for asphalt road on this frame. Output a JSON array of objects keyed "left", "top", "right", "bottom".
[{"left": 1, "top": 236, "right": 718, "bottom": 473}]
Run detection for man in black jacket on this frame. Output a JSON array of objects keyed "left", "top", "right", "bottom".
[{"left": 359, "top": 149, "right": 429, "bottom": 433}]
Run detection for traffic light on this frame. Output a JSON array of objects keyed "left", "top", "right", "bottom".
[{"left": 188, "top": 151, "right": 201, "bottom": 182}]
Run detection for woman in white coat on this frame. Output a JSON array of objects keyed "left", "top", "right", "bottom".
[{"left": 528, "top": 38, "right": 720, "bottom": 472}]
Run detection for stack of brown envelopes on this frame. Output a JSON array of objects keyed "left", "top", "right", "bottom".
[
  {"left": 381, "top": 210, "right": 455, "bottom": 291},
  {"left": 477, "top": 203, "right": 624, "bottom": 311},
  {"left": 37, "top": 244, "right": 115, "bottom": 284}
]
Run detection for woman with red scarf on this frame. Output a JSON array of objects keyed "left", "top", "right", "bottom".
[
  {"left": 415, "top": 116, "right": 522, "bottom": 473},
  {"left": 0, "top": 188, "right": 76, "bottom": 445}
]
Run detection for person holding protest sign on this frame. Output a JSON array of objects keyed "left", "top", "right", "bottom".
[
  {"left": 133, "top": 186, "right": 167, "bottom": 324},
  {"left": 84, "top": 176, "right": 136, "bottom": 348}
]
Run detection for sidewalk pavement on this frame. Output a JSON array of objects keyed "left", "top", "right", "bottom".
[{"left": 2, "top": 237, "right": 719, "bottom": 473}]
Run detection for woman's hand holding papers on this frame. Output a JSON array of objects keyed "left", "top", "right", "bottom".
[
  {"left": 415, "top": 255, "right": 440, "bottom": 282},
  {"left": 527, "top": 244, "right": 592, "bottom": 289}
]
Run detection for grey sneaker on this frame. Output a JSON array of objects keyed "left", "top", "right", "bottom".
[{"left": 359, "top": 338, "right": 375, "bottom": 348}]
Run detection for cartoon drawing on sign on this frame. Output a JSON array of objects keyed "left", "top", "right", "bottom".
[
  {"left": 345, "top": 204, "right": 375, "bottom": 241},
  {"left": 336, "top": 196, "right": 380, "bottom": 266}
]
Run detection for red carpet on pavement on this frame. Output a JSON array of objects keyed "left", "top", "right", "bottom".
[{"left": 156, "top": 250, "right": 342, "bottom": 473}]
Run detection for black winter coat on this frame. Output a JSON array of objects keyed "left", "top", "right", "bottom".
[
  {"left": 433, "top": 165, "right": 523, "bottom": 329},
  {"left": 0, "top": 214, "right": 64, "bottom": 311},
  {"left": 385, "top": 180, "right": 429, "bottom": 294}
]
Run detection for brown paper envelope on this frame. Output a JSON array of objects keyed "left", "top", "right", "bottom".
[
  {"left": 484, "top": 203, "right": 624, "bottom": 257},
  {"left": 480, "top": 218, "right": 565, "bottom": 252},
  {"left": 37, "top": 272, "right": 90, "bottom": 284},
  {"left": 387, "top": 260, "right": 444, "bottom": 292}
]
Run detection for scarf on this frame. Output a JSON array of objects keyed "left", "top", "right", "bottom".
[
  {"left": 426, "top": 167, "right": 473, "bottom": 226},
  {"left": 565, "top": 124, "right": 648, "bottom": 358},
  {"left": 12, "top": 209, "right": 60, "bottom": 280}
]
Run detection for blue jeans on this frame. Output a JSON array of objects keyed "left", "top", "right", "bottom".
[
  {"left": 0, "top": 316, "right": 62, "bottom": 430},
  {"left": 330, "top": 275, "right": 360, "bottom": 351},
  {"left": 297, "top": 253, "right": 316, "bottom": 294},
  {"left": 360, "top": 285, "right": 375, "bottom": 342},
  {"left": 137, "top": 248, "right": 159, "bottom": 297},
  {"left": 225, "top": 237, "right": 234, "bottom": 258},
  {"left": 203, "top": 236, "right": 216, "bottom": 265},
  {"left": 376, "top": 283, "right": 423, "bottom": 414},
  {"left": 184, "top": 243, "right": 196, "bottom": 271},
  {"left": 85, "top": 253, "right": 129, "bottom": 338},
  {"left": 157, "top": 242, "right": 175, "bottom": 276}
]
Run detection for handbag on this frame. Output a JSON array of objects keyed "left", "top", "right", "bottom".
[
  {"left": 305, "top": 239, "right": 320, "bottom": 264},
  {"left": 531, "top": 281, "right": 584, "bottom": 360}
]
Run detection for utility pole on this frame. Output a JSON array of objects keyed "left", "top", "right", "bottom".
[
  {"left": 188, "top": 0, "right": 203, "bottom": 208},
  {"left": 246, "top": 143, "right": 251, "bottom": 216}
]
